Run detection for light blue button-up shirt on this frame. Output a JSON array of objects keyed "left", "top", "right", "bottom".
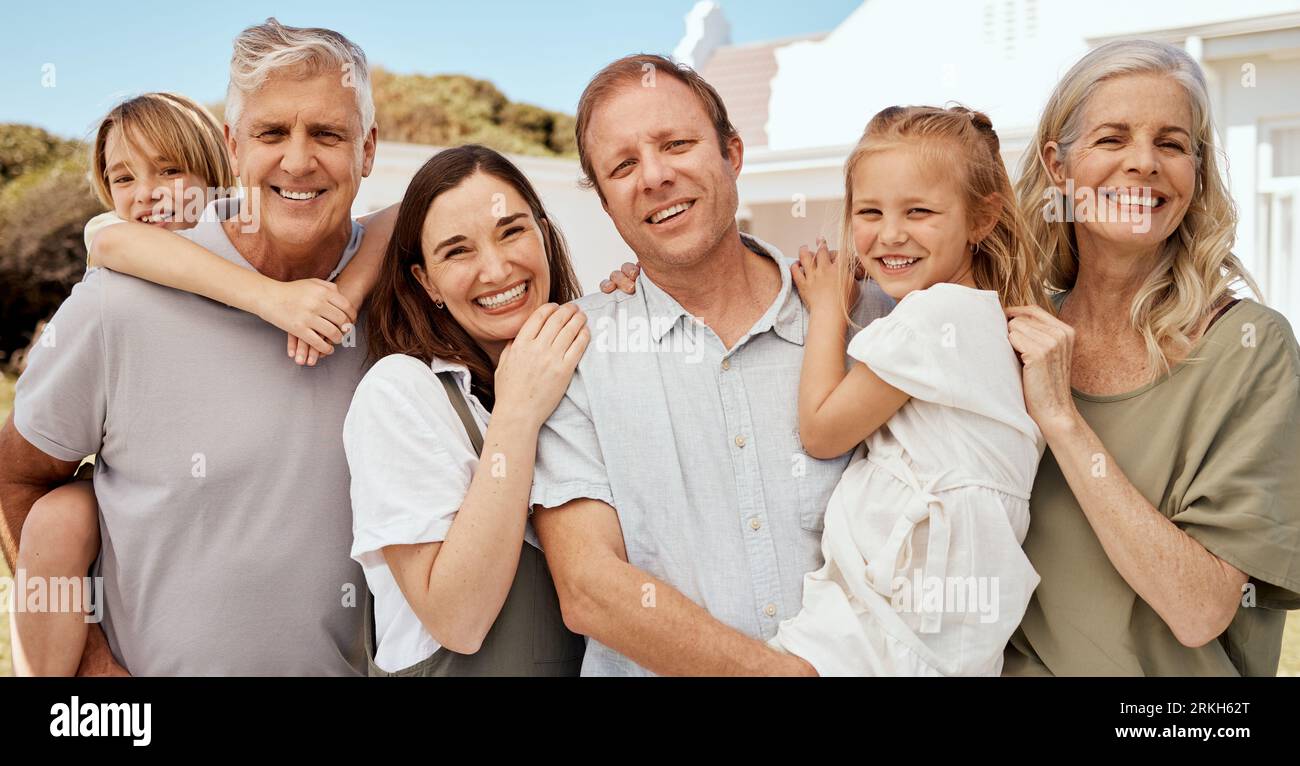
[{"left": 530, "top": 234, "right": 894, "bottom": 675}]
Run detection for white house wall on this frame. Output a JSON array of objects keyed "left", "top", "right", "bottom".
[{"left": 765, "top": 0, "right": 1300, "bottom": 151}]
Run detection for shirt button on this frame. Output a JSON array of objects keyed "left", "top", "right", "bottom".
[
  {"left": 749, "top": 517, "right": 761, "bottom": 531},
  {"left": 721, "top": 358, "right": 731, "bottom": 371},
  {"left": 764, "top": 603, "right": 777, "bottom": 617},
  {"left": 734, "top": 435, "right": 746, "bottom": 448}
]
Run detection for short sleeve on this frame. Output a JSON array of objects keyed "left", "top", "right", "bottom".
[
  {"left": 13, "top": 275, "right": 108, "bottom": 462},
  {"left": 343, "top": 364, "right": 466, "bottom": 568},
  {"left": 530, "top": 364, "right": 614, "bottom": 511},
  {"left": 1172, "top": 311, "right": 1300, "bottom": 609},
  {"left": 83, "top": 211, "right": 124, "bottom": 254},
  {"left": 846, "top": 303, "right": 951, "bottom": 406}
]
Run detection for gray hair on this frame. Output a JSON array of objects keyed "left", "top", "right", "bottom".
[
  {"left": 1050, "top": 39, "right": 1210, "bottom": 167},
  {"left": 1015, "top": 37, "right": 1261, "bottom": 383},
  {"left": 225, "top": 17, "right": 375, "bottom": 133}
]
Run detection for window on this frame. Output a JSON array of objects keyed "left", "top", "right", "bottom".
[{"left": 1257, "top": 120, "right": 1300, "bottom": 325}]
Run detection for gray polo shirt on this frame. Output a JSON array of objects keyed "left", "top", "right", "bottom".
[
  {"left": 14, "top": 199, "right": 368, "bottom": 675},
  {"left": 530, "top": 234, "right": 895, "bottom": 676}
]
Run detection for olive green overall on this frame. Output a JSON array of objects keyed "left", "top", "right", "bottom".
[{"left": 363, "top": 372, "right": 585, "bottom": 677}]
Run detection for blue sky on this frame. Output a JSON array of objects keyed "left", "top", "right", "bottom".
[{"left": 0, "top": 0, "right": 861, "bottom": 140}]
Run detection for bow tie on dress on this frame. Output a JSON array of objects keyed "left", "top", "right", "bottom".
[{"left": 863, "top": 452, "right": 961, "bottom": 635}]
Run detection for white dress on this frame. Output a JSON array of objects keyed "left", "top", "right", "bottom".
[{"left": 771, "top": 283, "right": 1045, "bottom": 676}]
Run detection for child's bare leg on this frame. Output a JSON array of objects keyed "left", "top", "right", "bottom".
[{"left": 10, "top": 481, "right": 100, "bottom": 676}]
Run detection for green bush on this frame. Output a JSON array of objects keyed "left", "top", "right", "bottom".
[
  {"left": 371, "top": 68, "right": 577, "bottom": 157},
  {"left": 0, "top": 123, "right": 83, "bottom": 185},
  {"left": 0, "top": 156, "right": 102, "bottom": 370}
]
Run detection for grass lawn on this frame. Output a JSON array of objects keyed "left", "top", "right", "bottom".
[{"left": 0, "top": 370, "right": 1296, "bottom": 676}]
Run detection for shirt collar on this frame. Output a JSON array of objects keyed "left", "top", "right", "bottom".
[
  {"left": 427, "top": 356, "right": 494, "bottom": 426},
  {"left": 428, "top": 356, "right": 473, "bottom": 395},
  {"left": 640, "top": 233, "right": 804, "bottom": 346},
  {"left": 198, "top": 195, "right": 364, "bottom": 282}
]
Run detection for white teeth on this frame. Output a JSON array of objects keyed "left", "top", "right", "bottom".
[
  {"left": 881, "top": 257, "right": 918, "bottom": 269},
  {"left": 278, "top": 188, "right": 320, "bottom": 200},
  {"left": 1105, "top": 191, "right": 1159, "bottom": 207},
  {"left": 649, "top": 202, "right": 692, "bottom": 224},
  {"left": 475, "top": 282, "right": 528, "bottom": 308}
]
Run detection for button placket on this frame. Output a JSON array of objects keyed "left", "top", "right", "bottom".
[{"left": 717, "top": 349, "right": 785, "bottom": 632}]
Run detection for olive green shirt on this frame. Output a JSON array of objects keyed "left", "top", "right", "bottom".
[{"left": 1005, "top": 296, "right": 1300, "bottom": 676}]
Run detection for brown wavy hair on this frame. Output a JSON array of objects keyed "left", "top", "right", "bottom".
[{"left": 365, "top": 144, "right": 582, "bottom": 410}]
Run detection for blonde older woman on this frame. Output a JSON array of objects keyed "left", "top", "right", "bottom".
[{"left": 1003, "top": 39, "right": 1300, "bottom": 676}]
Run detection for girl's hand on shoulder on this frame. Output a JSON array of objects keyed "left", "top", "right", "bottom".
[
  {"left": 256, "top": 278, "right": 357, "bottom": 366},
  {"left": 792, "top": 238, "right": 857, "bottom": 313},
  {"left": 287, "top": 334, "right": 329, "bottom": 367},
  {"left": 494, "top": 302, "right": 590, "bottom": 428},
  {"left": 599, "top": 262, "right": 640, "bottom": 295},
  {"left": 1005, "top": 304, "right": 1079, "bottom": 435}
]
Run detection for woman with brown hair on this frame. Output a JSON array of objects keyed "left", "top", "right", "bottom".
[{"left": 343, "top": 144, "right": 625, "bottom": 676}]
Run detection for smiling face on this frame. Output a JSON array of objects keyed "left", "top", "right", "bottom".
[
  {"left": 584, "top": 75, "right": 742, "bottom": 269},
  {"left": 225, "top": 71, "right": 376, "bottom": 248},
  {"left": 412, "top": 171, "right": 552, "bottom": 361},
  {"left": 1048, "top": 73, "right": 1197, "bottom": 259},
  {"left": 850, "top": 143, "right": 982, "bottom": 300},
  {"left": 103, "top": 126, "right": 208, "bottom": 231}
]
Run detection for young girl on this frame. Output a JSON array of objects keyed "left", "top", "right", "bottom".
[
  {"left": 769, "top": 105, "right": 1048, "bottom": 675},
  {"left": 11, "top": 92, "right": 394, "bottom": 675}
]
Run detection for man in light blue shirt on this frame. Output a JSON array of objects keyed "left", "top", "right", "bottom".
[{"left": 530, "top": 53, "right": 893, "bottom": 676}]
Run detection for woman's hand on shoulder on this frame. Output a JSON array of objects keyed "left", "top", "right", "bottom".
[
  {"left": 494, "top": 302, "right": 590, "bottom": 428},
  {"left": 1005, "top": 304, "right": 1080, "bottom": 436}
]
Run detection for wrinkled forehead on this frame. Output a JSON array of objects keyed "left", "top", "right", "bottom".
[
  {"left": 1080, "top": 73, "right": 1194, "bottom": 135},
  {"left": 240, "top": 70, "right": 363, "bottom": 130},
  {"left": 585, "top": 76, "right": 714, "bottom": 156}
]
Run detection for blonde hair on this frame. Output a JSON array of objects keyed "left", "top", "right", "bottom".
[
  {"left": 838, "top": 104, "right": 1046, "bottom": 320},
  {"left": 226, "top": 17, "right": 374, "bottom": 132},
  {"left": 1016, "top": 38, "right": 1261, "bottom": 379},
  {"left": 90, "top": 92, "right": 235, "bottom": 210}
]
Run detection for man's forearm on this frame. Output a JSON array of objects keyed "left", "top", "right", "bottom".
[
  {"left": 0, "top": 416, "right": 76, "bottom": 569},
  {"left": 0, "top": 477, "right": 46, "bottom": 570},
  {"left": 76, "top": 623, "right": 130, "bottom": 677},
  {"left": 569, "top": 556, "right": 812, "bottom": 676}
]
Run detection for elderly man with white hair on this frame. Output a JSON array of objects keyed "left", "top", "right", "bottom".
[{"left": 0, "top": 18, "right": 378, "bottom": 675}]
